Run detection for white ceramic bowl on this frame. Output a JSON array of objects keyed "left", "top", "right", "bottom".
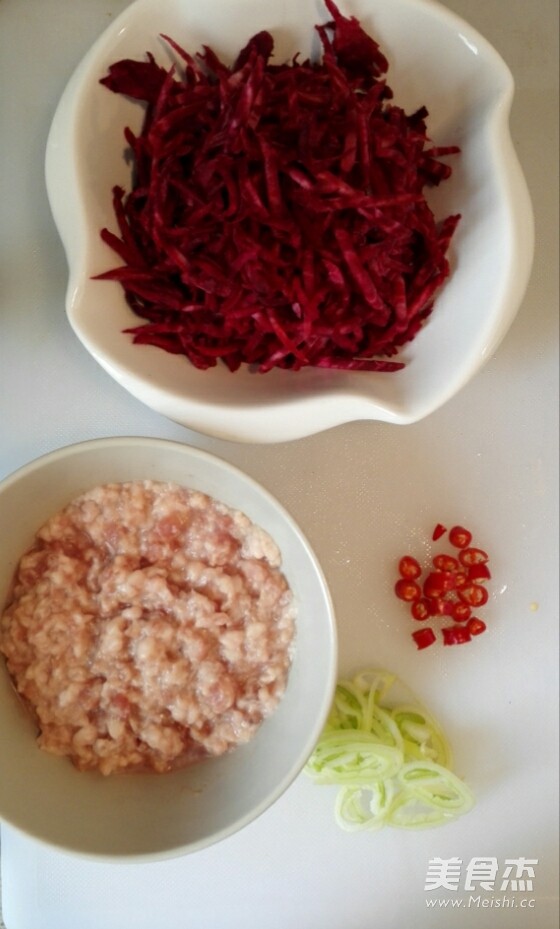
[
  {"left": 45, "top": 0, "right": 534, "bottom": 443},
  {"left": 0, "top": 437, "right": 337, "bottom": 859}
]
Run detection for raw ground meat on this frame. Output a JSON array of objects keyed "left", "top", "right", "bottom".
[{"left": 0, "top": 481, "right": 296, "bottom": 775}]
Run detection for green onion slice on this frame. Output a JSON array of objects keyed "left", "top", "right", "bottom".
[{"left": 305, "top": 669, "right": 474, "bottom": 831}]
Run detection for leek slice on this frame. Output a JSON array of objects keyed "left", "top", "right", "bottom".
[
  {"left": 391, "top": 706, "right": 451, "bottom": 767},
  {"left": 305, "top": 669, "right": 474, "bottom": 831},
  {"left": 305, "top": 732, "right": 403, "bottom": 785},
  {"left": 334, "top": 781, "right": 396, "bottom": 831}
]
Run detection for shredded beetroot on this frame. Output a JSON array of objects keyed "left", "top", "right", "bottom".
[{"left": 96, "top": 0, "right": 460, "bottom": 373}]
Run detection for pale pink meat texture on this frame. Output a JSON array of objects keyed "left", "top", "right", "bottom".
[{"left": 0, "top": 481, "right": 296, "bottom": 775}]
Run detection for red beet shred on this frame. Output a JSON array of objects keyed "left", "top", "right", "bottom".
[{"left": 97, "top": 0, "right": 460, "bottom": 373}]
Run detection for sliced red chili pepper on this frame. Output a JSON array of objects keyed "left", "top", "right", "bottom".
[
  {"left": 467, "top": 563, "right": 492, "bottom": 583},
  {"left": 451, "top": 601, "right": 472, "bottom": 622},
  {"left": 448, "top": 526, "right": 472, "bottom": 549},
  {"left": 467, "top": 617, "right": 487, "bottom": 636},
  {"left": 459, "top": 547, "right": 489, "bottom": 566},
  {"left": 423, "top": 571, "right": 456, "bottom": 598},
  {"left": 396, "top": 521, "right": 491, "bottom": 651},
  {"left": 411, "top": 627, "right": 436, "bottom": 650},
  {"left": 432, "top": 523, "right": 447, "bottom": 541},
  {"left": 395, "top": 579, "right": 422, "bottom": 602},
  {"left": 458, "top": 584, "right": 489, "bottom": 607},
  {"left": 433, "top": 553, "right": 459, "bottom": 572},
  {"left": 442, "top": 625, "right": 472, "bottom": 645},
  {"left": 411, "top": 598, "right": 431, "bottom": 621},
  {"left": 398, "top": 555, "right": 422, "bottom": 579},
  {"left": 427, "top": 597, "right": 454, "bottom": 616}
]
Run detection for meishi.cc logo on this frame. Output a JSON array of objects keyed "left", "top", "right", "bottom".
[{"left": 424, "top": 857, "right": 538, "bottom": 893}]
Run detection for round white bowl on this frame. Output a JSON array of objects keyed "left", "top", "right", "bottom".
[
  {"left": 0, "top": 437, "right": 337, "bottom": 859},
  {"left": 45, "top": 0, "right": 534, "bottom": 442}
]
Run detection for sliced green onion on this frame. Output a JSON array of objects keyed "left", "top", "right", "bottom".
[
  {"left": 352, "top": 668, "right": 397, "bottom": 702},
  {"left": 397, "top": 761, "right": 474, "bottom": 810},
  {"left": 305, "top": 669, "right": 474, "bottom": 831},
  {"left": 334, "top": 781, "right": 396, "bottom": 831},
  {"left": 387, "top": 791, "right": 462, "bottom": 830},
  {"left": 391, "top": 705, "right": 452, "bottom": 767},
  {"left": 331, "top": 682, "right": 367, "bottom": 728},
  {"left": 304, "top": 731, "right": 403, "bottom": 784}
]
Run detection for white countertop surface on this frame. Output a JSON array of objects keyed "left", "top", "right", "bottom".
[{"left": 0, "top": 1, "right": 558, "bottom": 927}]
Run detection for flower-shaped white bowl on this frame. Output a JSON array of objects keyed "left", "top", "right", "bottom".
[
  {"left": 0, "top": 437, "right": 336, "bottom": 859},
  {"left": 45, "top": 0, "right": 534, "bottom": 443}
]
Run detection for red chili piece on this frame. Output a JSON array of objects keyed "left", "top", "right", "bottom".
[
  {"left": 428, "top": 597, "right": 454, "bottom": 616},
  {"left": 433, "top": 553, "right": 460, "bottom": 572},
  {"left": 467, "top": 563, "right": 492, "bottom": 583},
  {"left": 423, "top": 571, "right": 456, "bottom": 597},
  {"left": 459, "top": 547, "right": 489, "bottom": 566},
  {"left": 432, "top": 523, "right": 447, "bottom": 541},
  {"left": 442, "top": 625, "right": 472, "bottom": 645},
  {"left": 452, "top": 601, "right": 472, "bottom": 622},
  {"left": 467, "top": 617, "right": 487, "bottom": 636},
  {"left": 395, "top": 579, "right": 422, "bottom": 602},
  {"left": 448, "top": 526, "right": 472, "bottom": 549},
  {"left": 398, "top": 555, "right": 422, "bottom": 579},
  {"left": 458, "top": 584, "right": 489, "bottom": 607},
  {"left": 412, "top": 627, "right": 437, "bottom": 650},
  {"left": 411, "top": 598, "right": 431, "bottom": 621}
]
